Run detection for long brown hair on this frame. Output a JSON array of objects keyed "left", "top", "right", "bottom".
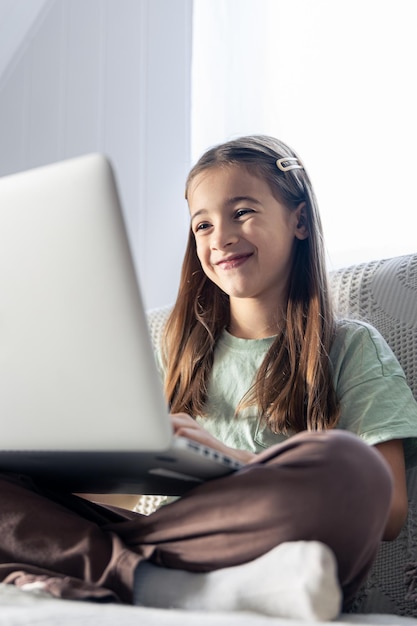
[{"left": 163, "top": 135, "right": 340, "bottom": 433}]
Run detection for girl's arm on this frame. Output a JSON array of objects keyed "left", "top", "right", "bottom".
[{"left": 374, "top": 439, "right": 408, "bottom": 540}]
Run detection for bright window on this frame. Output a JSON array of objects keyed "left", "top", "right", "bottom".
[{"left": 191, "top": 0, "right": 417, "bottom": 269}]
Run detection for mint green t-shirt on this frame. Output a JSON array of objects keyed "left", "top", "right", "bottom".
[
  {"left": 157, "top": 320, "right": 417, "bottom": 467},
  {"left": 187, "top": 320, "right": 417, "bottom": 468}
]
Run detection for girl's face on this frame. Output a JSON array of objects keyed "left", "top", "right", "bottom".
[{"left": 188, "top": 165, "right": 308, "bottom": 310}]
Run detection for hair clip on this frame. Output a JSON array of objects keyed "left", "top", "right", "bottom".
[{"left": 276, "top": 157, "right": 304, "bottom": 172}]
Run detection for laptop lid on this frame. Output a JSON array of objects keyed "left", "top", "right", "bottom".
[
  {"left": 0, "top": 154, "right": 173, "bottom": 452},
  {"left": 0, "top": 154, "right": 243, "bottom": 495}
]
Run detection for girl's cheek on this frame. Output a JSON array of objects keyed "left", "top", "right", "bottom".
[{"left": 195, "top": 243, "right": 206, "bottom": 263}]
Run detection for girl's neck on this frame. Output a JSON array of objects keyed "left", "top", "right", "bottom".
[{"left": 228, "top": 299, "right": 284, "bottom": 340}]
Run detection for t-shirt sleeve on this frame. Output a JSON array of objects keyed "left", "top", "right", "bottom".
[{"left": 331, "top": 320, "right": 417, "bottom": 468}]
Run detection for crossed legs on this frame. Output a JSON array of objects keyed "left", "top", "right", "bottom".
[{"left": 0, "top": 430, "right": 393, "bottom": 608}]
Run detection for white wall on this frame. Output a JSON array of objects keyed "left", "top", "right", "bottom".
[{"left": 0, "top": 0, "right": 192, "bottom": 309}]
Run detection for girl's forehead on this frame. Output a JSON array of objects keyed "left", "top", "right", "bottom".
[{"left": 187, "top": 164, "right": 266, "bottom": 198}]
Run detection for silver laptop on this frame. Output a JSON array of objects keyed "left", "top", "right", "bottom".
[{"left": 0, "top": 154, "right": 243, "bottom": 495}]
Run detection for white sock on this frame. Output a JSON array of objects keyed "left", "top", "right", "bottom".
[{"left": 134, "top": 541, "right": 342, "bottom": 621}]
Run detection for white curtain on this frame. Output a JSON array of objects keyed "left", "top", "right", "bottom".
[{"left": 191, "top": 0, "right": 417, "bottom": 268}]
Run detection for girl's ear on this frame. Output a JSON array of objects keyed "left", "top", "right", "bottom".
[{"left": 294, "top": 202, "right": 309, "bottom": 240}]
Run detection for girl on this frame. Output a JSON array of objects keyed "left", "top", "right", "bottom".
[{"left": 1, "top": 135, "right": 416, "bottom": 620}]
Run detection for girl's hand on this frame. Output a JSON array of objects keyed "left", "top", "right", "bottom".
[{"left": 170, "top": 413, "right": 255, "bottom": 464}]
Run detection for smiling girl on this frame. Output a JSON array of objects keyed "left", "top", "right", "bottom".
[{"left": 1, "top": 136, "right": 416, "bottom": 621}]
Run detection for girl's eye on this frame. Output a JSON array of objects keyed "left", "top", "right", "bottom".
[
  {"left": 195, "top": 222, "right": 211, "bottom": 232},
  {"left": 235, "top": 208, "right": 254, "bottom": 219}
]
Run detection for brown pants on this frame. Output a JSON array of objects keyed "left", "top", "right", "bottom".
[{"left": 0, "top": 431, "right": 393, "bottom": 607}]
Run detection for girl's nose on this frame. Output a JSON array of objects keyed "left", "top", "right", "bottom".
[{"left": 210, "top": 223, "right": 239, "bottom": 250}]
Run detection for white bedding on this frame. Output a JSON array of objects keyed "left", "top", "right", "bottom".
[{"left": 0, "top": 584, "right": 416, "bottom": 626}]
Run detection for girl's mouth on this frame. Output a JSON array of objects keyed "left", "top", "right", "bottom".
[{"left": 216, "top": 253, "right": 252, "bottom": 270}]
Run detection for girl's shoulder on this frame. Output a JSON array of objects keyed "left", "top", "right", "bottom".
[
  {"left": 330, "top": 316, "right": 414, "bottom": 406},
  {"left": 331, "top": 317, "right": 401, "bottom": 373},
  {"left": 333, "top": 317, "right": 388, "bottom": 342},
  {"left": 332, "top": 318, "right": 417, "bottom": 468}
]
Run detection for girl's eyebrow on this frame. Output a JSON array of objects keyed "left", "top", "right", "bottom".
[
  {"left": 190, "top": 208, "right": 208, "bottom": 224},
  {"left": 226, "top": 195, "right": 262, "bottom": 207},
  {"left": 190, "top": 196, "right": 262, "bottom": 223}
]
